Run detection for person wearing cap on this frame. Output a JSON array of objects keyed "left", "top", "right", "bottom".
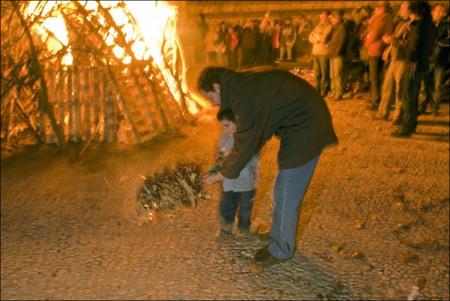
[
  {"left": 197, "top": 66, "right": 337, "bottom": 267},
  {"left": 327, "top": 10, "right": 347, "bottom": 101},
  {"left": 364, "top": 1, "right": 394, "bottom": 111},
  {"left": 308, "top": 10, "right": 333, "bottom": 96}
]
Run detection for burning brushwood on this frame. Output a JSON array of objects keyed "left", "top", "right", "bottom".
[{"left": 137, "top": 163, "right": 203, "bottom": 212}]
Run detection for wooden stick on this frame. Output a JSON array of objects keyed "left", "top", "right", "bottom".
[
  {"left": 92, "top": 69, "right": 100, "bottom": 141},
  {"left": 11, "top": 1, "right": 65, "bottom": 149},
  {"left": 72, "top": 65, "right": 81, "bottom": 142},
  {"left": 14, "top": 99, "right": 41, "bottom": 142},
  {"left": 3, "top": 96, "right": 13, "bottom": 143}
]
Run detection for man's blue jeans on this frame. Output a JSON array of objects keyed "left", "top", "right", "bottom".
[
  {"left": 268, "top": 155, "right": 320, "bottom": 260},
  {"left": 219, "top": 190, "right": 255, "bottom": 230}
]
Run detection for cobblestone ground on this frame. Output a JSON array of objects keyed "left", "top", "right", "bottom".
[{"left": 1, "top": 97, "right": 449, "bottom": 300}]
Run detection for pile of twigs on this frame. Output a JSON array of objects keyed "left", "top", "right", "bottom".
[{"left": 137, "top": 163, "right": 203, "bottom": 212}]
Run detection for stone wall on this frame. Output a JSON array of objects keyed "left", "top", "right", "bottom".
[{"left": 174, "top": 0, "right": 447, "bottom": 21}]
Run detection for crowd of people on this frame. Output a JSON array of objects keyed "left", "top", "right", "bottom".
[{"left": 191, "top": 1, "right": 448, "bottom": 137}]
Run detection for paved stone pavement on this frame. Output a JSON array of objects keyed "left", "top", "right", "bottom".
[{"left": 1, "top": 98, "right": 449, "bottom": 300}]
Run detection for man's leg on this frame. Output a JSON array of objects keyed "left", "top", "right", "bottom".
[
  {"left": 431, "top": 66, "right": 444, "bottom": 115},
  {"left": 313, "top": 56, "right": 321, "bottom": 92},
  {"left": 334, "top": 56, "right": 344, "bottom": 99},
  {"left": 377, "top": 62, "right": 395, "bottom": 119},
  {"left": 279, "top": 45, "right": 286, "bottom": 61},
  {"left": 320, "top": 56, "right": 330, "bottom": 96},
  {"left": 329, "top": 57, "right": 337, "bottom": 97},
  {"left": 391, "top": 62, "right": 414, "bottom": 136},
  {"left": 260, "top": 155, "right": 320, "bottom": 261},
  {"left": 286, "top": 44, "right": 293, "bottom": 61},
  {"left": 368, "top": 56, "right": 382, "bottom": 109}
]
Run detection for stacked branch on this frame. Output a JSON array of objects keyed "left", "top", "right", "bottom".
[
  {"left": 1, "top": 1, "right": 203, "bottom": 157},
  {"left": 137, "top": 163, "right": 204, "bottom": 212}
]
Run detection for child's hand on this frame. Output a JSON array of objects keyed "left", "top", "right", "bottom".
[
  {"left": 203, "top": 172, "right": 225, "bottom": 184},
  {"left": 208, "top": 164, "right": 222, "bottom": 174}
]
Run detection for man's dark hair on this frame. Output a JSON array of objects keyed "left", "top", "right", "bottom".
[
  {"left": 409, "top": 1, "right": 431, "bottom": 19},
  {"left": 217, "top": 108, "right": 235, "bottom": 122},
  {"left": 197, "top": 67, "right": 228, "bottom": 92}
]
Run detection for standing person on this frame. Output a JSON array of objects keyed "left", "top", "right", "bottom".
[
  {"left": 308, "top": 10, "right": 333, "bottom": 96},
  {"left": 364, "top": 1, "right": 394, "bottom": 111},
  {"left": 279, "top": 16, "right": 297, "bottom": 61},
  {"left": 327, "top": 10, "right": 347, "bottom": 101},
  {"left": 271, "top": 19, "right": 281, "bottom": 64},
  {"left": 240, "top": 19, "right": 257, "bottom": 67},
  {"left": 234, "top": 19, "right": 245, "bottom": 68},
  {"left": 294, "top": 15, "right": 313, "bottom": 63},
  {"left": 215, "top": 21, "right": 228, "bottom": 67},
  {"left": 258, "top": 13, "right": 273, "bottom": 65},
  {"left": 418, "top": 3, "right": 449, "bottom": 116},
  {"left": 204, "top": 23, "right": 218, "bottom": 65},
  {"left": 197, "top": 66, "right": 338, "bottom": 267},
  {"left": 197, "top": 13, "right": 209, "bottom": 66},
  {"left": 401, "top": 1, "right": 437, "bottom": 136},
  {"left": 226, "top": 25, "right": 239, "bottom": 69},
  {"left": 376, "top": 1, "right": 413, "bottom": 125},
  {"left": 210, "top": 109, "right": 259, "bottom": 235}
]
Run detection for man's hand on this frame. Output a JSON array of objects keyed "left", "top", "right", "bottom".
[
  {"left": 203, "top": 172, "right": 225, "bottom": 184},
  {"left": 382, "top": 34, "right": 392, "bottom": 44}
]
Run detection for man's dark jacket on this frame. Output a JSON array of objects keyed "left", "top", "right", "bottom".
[
  {"left": 327, "top": 22, "right": 347, "bottom": 57},
  {"left": 219, "top": 67, "right": 338, "bottom": 179}
]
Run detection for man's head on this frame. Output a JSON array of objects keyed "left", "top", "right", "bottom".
[
  {"left": 197, "top": 67, "right": 228, "bottom": 106},
  {"left": 319, "top": 10, "right": 330, "bottom": 23},
  {"left": 374, "top": 1, "right": 392, "bottom": 16},
  {"left": 330, "top": 10, "right": 343, "bottom": 25},
  {"left": 398, "top": 1, "right": 411, "bottom": 20},
  {"left": 432, "top": 3, "right": 447, "bottom": 23},
  {"left": 409, "top": 1, "right": 431, "bottom": 21},
  {"left": 217, "top": 109, "right": 237, "bottom": 135}
]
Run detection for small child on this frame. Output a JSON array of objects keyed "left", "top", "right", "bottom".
[{"left": 210, "top": 109, "right": 259, "bottom": 234}]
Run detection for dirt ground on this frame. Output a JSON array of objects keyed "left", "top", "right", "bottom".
[{"left": 1, "top": 70, "right": 449, "bottom": 299}]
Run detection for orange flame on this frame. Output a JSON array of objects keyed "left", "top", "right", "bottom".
[{"left": 25, "top": 0, "right": 198, "bottom": 114}]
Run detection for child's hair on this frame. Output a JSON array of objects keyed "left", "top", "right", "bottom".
[{"left": 217, "top": 108, "right": 235, "bottom": 122}]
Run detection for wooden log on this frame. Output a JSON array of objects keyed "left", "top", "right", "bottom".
[
  {"left": 130, "top": 69, "right": 159, "bottom": 133},
  {"left": 103, "top": 78, "right": 115, "bottom": 142},
  {"left": 72, "top": 65, "right": 81, "bottom": 142},
  {"left": 99, "top": 69, "right": 106, "bottom": 141},
  {"left": 3, "top": 96, "right": 13, "bottom": 143},
  {"left": 82, "top": 3, "right": 172, "bottom": 132},
  {"left": 56, "top": 69, "right": 66, "bottom": 141},
  {"left": 92, "top": 69, "right": 100, "bottom": 141},
  {"left": 105, "top": 67, "right": 141, "bottom": 143},
  {"left": 81, "top": 68, "right": 90, "bottom": 140},
  {"left": 67, "top": 66, "right": 73, "bottom": 141},
  {"left": 46, "top": 66, "right": 59, "bottom": 143},
  {"left": 14, "top": 99, "right": 40, "bottom": 142},
  {"left": 11, "top": 2, "right": 65, "bottom": 149}
]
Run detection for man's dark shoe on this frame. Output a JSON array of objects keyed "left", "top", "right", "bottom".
[
  {"left": 254, "top": 245, "right": 286, "bottom": 267},
  {"left": 391, "top": 126, "right": 414, "bottom": 137}
]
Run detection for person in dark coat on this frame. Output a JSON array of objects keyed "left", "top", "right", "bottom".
[
  {"left": 197, "top": 66, "right": 338, "bottom": 266},
  {"left": 327, "top": 10, "right": 347, "bottom": 100},
  {"left": 418, "top": 3, "right": 449, "bottom": 116}
]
